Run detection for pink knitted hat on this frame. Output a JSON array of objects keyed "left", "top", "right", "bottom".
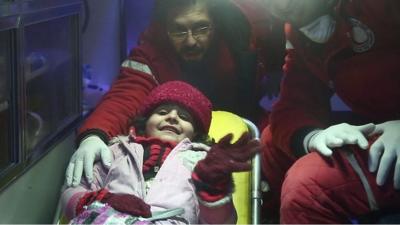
[{"left": 140, "top": 81, "right": 212, "bottom": 133}]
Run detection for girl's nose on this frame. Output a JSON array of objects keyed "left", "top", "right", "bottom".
[{"left": 166, "top": 110, "right": 179, "bottom": 121}]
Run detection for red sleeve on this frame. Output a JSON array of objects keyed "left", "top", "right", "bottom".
[
  {"left": 77, "top": 53, "right": 158, "bottom": 141},
  {"left": 270, "top": 47, "right": 332, "bottom": 155},
  {"left": 61, "top": 159, "right": 108, "bottom": 220}
]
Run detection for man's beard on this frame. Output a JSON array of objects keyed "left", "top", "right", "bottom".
[
  {"left": 179, "top": 43, "right": 217, "bottom": 69},
  {"left": 180, "top": 46, "right": 204, "bottom": 66}
]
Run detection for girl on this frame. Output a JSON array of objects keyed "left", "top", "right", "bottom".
[{"left": 61, "top": 81, "right": 259, "bottom": 224}]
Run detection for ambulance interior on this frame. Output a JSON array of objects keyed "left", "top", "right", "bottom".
[{"left": 0, "top": 0, "right": 375, "bottom": 224}]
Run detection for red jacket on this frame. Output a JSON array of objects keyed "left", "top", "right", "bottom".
[
  {"left": 270, "top": 0, "right": 400, "bottom": 157},
  {"left": 78, "top": 1, "right": 273, "bottom": 142}
]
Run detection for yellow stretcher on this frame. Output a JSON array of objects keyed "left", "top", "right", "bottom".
[{"left": 208, "top": 111, "right": 261, "bottom": 225}]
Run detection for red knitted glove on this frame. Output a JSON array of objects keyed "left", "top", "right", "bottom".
[
  {"left": 101, "top": 192, "right": 151, "bottom": 218},
  {"left": 192, "top": 133, "right": 260, "bottom": 194},
  {"left": 76, "top": 189, "right": 151, "bottom": 218}
]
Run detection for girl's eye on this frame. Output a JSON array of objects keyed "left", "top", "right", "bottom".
[
  {"left": 179, "top": 113, "right": 189, "bottom": 121},
  {"left": 157, "top": 109, "right": 169, "bottom": 115}
]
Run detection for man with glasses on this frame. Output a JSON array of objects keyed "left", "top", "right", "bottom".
[{"left": 66, "top": 0, "right": 279, "bottom": 194}]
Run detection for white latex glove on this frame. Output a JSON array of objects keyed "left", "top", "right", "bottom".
[
  {"left": 306, "top": 123, "right": 376, "bottom": 157},
  {"left": 368, "top": 120, "right": 400, "bottom": 189},
  {"left": 65, "top": 135, "right": 112, "bottom": 186}
]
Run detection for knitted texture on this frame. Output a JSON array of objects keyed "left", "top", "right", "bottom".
[
  {"left": 133, "top": 136, "right": 176, "bottom": 173},
  {"left": 194, "top": 133, "right": 260, "bottom": 184},
  {"left": 75, "top": 189, "right": 109, "bottom": 216},
  {"left": 101, "top": 192, "right": 151, "bottom": 218},
  {"left": 140, "top": 81, "right": 212, "bottom": 133},
  {"left": 192, "top": 133, "right": 260, "bottom": 202},
  {"left": 75, "top": 188, "right": 151, "bottom": 218}
]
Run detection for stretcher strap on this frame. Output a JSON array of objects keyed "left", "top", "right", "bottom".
[{"left": 343, "top": 150, "right": 379, "bottom": 211}]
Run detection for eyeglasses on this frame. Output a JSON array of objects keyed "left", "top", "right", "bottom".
[{"left": 168, "top": 25, "right": 213, "bottom": 42}]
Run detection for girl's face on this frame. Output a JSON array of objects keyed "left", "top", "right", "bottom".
[{"left": 145, "top": 104, "right": 197, "bottom": 143}]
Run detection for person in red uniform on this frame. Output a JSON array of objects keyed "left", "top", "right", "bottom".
[
  {"left": 260, "top": 0, "right": 400, "bottom": 223},
  {"left": 66, "top": 0, "right": 281, "bottom": 187}
]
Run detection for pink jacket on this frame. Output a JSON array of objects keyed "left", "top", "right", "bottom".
[{"left": 61, "top": 136, "right": 236, "bottom": 224}]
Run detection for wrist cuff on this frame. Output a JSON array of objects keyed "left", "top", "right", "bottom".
[
  {"left": 76, "top": 129, "right": 110, "bottom": 146},
  {"left": 198, "top": 194, "right": 232, "bottom": 208},
  {"left": 291, "top": 126, "right": 320, "bottom": 157},
  {"left": 197, "top": 190, "right": 227, "bottom": 202},
  {"left": 191, "top": 172, "right": 232, "bottom": 195},
  {"left": 303, "top": 130, "right": 322, "bottom": 153}
]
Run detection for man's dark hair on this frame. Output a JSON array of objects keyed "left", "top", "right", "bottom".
[{"left": 153, "top": 0, "right": 214, "bottom": 25}]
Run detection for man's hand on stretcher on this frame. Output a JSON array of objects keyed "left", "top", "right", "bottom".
[{"left": 65, "top": 135, "right": 112, "bottom": 186}]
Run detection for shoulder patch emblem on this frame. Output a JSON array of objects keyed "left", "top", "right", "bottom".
[{"left": 348, "top": 17, "right": 375, "bottom": 53}]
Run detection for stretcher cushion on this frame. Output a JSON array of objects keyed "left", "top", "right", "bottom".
[{"left": 209, "top": 111, "right": 251, "bottom": 224}]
